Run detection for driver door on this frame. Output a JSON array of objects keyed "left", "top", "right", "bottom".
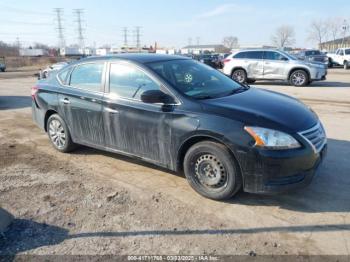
[
  {"left": 102, "top": 62, "right": 173, "bottom": 162},
  {"left": 263, "top": 51, "right": 288, "bottom": 79}
]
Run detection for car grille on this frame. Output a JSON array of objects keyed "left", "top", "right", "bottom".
[{"left": 299, "top": 123, "right": 327, "bottom": 153}]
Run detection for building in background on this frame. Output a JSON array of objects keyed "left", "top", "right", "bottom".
[
  {"left": 19, "top": 48, "right": 48, "bottom": 57},
  {"left": 181, "top": 44, "right": 229, "bottom": 54},
  {"left": 320, "top": 36, "right": 350, "bottom": 52}
]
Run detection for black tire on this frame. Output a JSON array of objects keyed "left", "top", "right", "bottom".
[
  {"left": 0, "top": 68, "right": 4, "bottom": 72},
  {"left": 328, "top": 58, "right": 333, "bottom": 68},
  {"left": 46, "top": 114, "right": 76, "bottom": 153},
  {"left": 344, "top": 61, "right": 349, "bottom": 70},
  {"left": 289, "top": 70, "right": 309, "bottom": 87},
  {"left": 183, "top": 141, "right": 242, "bottom": 200},
  {"left": 231, "top": 69, "right": 247, "bottom": 84}
]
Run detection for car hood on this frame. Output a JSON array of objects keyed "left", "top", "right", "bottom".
[{"left": 200, "top": 88, "right": 318, "bottom": 133}]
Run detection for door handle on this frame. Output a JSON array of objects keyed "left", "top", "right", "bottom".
[
  {"left": 104, "top": 107, "right": 119, "bottom": 114},
  {"left": 61, "top": 98, "right": 70, "bottom": 104}
]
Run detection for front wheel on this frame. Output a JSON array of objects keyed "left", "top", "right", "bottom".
[
  {"left": 344, "top": 61, "right": 349, "bottom": 70},
  {"left": 183, "top": 141, "right": 242, "bottom": 200},
  {"left": 231, "top": 69, "right": 247, "bottom": 84},
  {"left": 47, "top": 114, "right": 76, "bottom": 153},
  {"left": 289, "top": 70, "right": 309, "bottom": 87}
]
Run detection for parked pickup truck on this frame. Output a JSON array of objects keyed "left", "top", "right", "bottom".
[
  {"left": 0, "top": 57, "right": 6, "bottom": 72},
  {"left": 327, "top": 48, "right": 350, "bottom": 69}
]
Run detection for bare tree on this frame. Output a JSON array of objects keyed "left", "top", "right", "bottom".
[
  {"left": 326, "top": 18, "right": 343, "bottom": 42},
  {"left": 271, "top": 25, "right": 295, "bottom": 48},
  {"left": 222, "top": 36, "right": 239, "bottom": 49},
  {"left": 308, "top": 20, "right": 328, "bottom": 46}
]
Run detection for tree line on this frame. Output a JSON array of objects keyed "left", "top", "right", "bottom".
[{"left": 271, "top": 17, "right": 349, "bottom": 49}]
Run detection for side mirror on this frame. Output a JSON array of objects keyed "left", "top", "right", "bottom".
[{"left": 141, "top": 90, "right": 176, "bottom": 105}]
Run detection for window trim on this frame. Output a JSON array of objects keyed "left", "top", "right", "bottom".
[
  {"left": 57, "top": 61, "right": 107, "bottom": 94},
  {"left": 106, "top": 60, "right": 181, "bottom": 105}
]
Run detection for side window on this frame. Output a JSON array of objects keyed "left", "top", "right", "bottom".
[
  {"left": 264, "top": 51, "right": 287, "bottom": 61},
  {"left": 69, "top": 63, "right": 104, "bottom": 92},
  {"left": 57, "top": 67, "right": 70, "bottom": 85},
  {"left": 245, "top": 51, "right": 263, "bottom": 60},
  {"left": 109, "top": 63, "right": 160, "bottom": 100},
  {"left": 339, "top": 50, "right": 344, "bottom": 56},
  {"left": 233, "top": 52, "right": 247, "bottom": 59}
]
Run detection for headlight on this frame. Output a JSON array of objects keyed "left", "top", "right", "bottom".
[{"left": 244, "top": 126, "right": 301, "bottom": 150}]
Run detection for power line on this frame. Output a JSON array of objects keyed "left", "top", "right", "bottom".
[
  {"left": 73, "top": 9, "right": 85, "bottom": 48},
  {"left": 53, "top": 8, "right": 65, "bottom": 48},
  {"left": 0, "top": 4, "right": 52, "bottom": 16}
]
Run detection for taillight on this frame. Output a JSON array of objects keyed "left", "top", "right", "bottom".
[
  {"left": 31, "top": 86, "right": 39, "bottom": 99},
  {"left": 223, "top": 59, "right": 231, "bottom": 63}
]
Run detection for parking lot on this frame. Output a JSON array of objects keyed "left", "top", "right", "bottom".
[{"left": 0, "top": 69, "right": 349, "bottom": 256}]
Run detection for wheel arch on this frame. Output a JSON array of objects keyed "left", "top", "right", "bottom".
[
  {"left": 288, "top": 67, "right": 311, "bottom": 80},
  {"left": 231, "top": 67, "right": 247, "bottom": 77},
  {"left": 44, "top": 109, "right": 59, "bottom": 132},
  {"left": 176, "top": 134, "right": 243, "bottom": 176}
]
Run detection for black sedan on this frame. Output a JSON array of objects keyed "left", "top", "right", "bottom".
[{"left": 32, "top": 54, "right": 327, "bottom": 200}]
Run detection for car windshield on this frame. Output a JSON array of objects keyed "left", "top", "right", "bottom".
[
  {"left": 279, "top": 51, "right": 297, "bottom": 60},
  {"left": 345, "top": 49, "right": 350, "bottom": 55},
  {"left": 147, "top": 59, "right": 243, "bottom": 99}
]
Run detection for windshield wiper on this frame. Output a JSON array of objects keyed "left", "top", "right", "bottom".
[{"left": 194, "top": 95, "right": 216, "bottom": 100}]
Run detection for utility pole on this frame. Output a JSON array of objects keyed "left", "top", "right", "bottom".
[
  {"left": 134, "top": 26, "right": 142, "bottom": 50},
  {"left": 53, "top": 8, "right": 65, "bottom": 49},
  {"left": 342, "top": 19, "right": 349, "bottom": 48},
  {"left": 188, "top": 37, "right": 192, "bottom": 46},
  {"left": 73, "top": 9, "right": 85, "bottom": 49},
  {"left": 196, "top": 36, "right": 200, "bottom": 46},
  {"left": 122, "top": 27, "right": 128, "bottom": 47}
]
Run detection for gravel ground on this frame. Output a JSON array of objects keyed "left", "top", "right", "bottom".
[{"left": 0, "top": 69, "right": 349, "bottom": 258}]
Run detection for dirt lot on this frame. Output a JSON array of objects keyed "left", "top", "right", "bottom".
[{"left": 0, "top": 69, "right": 349, "bottom": 257}]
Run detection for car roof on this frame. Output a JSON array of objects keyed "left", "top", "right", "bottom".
[{"left": 78, "top": 53, "right": 190, "bottom": 64}]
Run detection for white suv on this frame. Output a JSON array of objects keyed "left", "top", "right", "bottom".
[{"left": 222, "top": 49, "right": 327, "bottom": 86}]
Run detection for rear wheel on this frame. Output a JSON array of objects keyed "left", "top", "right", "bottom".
[
  {"left": 183, "top": 141, "right": 242, "bottom": 200},
  {"left": 231, "top": 69, "right": 247, "bottom": 84},
  {"left": 47, "top": 114, "right": 76, "bottom": 153},
  {"left": 289, "top": 70, "right": 309, "bottom": 87}
]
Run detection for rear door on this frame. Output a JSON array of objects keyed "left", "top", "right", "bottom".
[
  {"left": 263, "top": 51, "right": 288, "bottom": 79},
  {"left": 244, "top": 51, "right": 264, "bottom": 78},
  {"left": 58, "top": 62, "right": 106, "bottom": 146}
]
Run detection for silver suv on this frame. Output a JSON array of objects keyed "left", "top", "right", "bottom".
[{"left": 222, "top": 49, "right": 327, "bottom": 86}]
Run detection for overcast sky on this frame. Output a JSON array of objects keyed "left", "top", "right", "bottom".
[{"left": 0, "top": 0, "right": 349, "bottom": 48}]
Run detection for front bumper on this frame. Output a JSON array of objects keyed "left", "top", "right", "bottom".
[
  {"left": 310, "top": 67, "right": 327, "bottom": 81},
  {"left": 237, "top": 143, "right": 327, "bottom": 194}
]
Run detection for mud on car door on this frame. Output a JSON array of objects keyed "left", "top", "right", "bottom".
[{"left": 58, "top": 62, "right": 106, "bottom": 146}]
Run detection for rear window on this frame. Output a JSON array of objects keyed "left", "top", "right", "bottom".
[{"left": 233, "top": 52, "right": 248, "bottom": 59}]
